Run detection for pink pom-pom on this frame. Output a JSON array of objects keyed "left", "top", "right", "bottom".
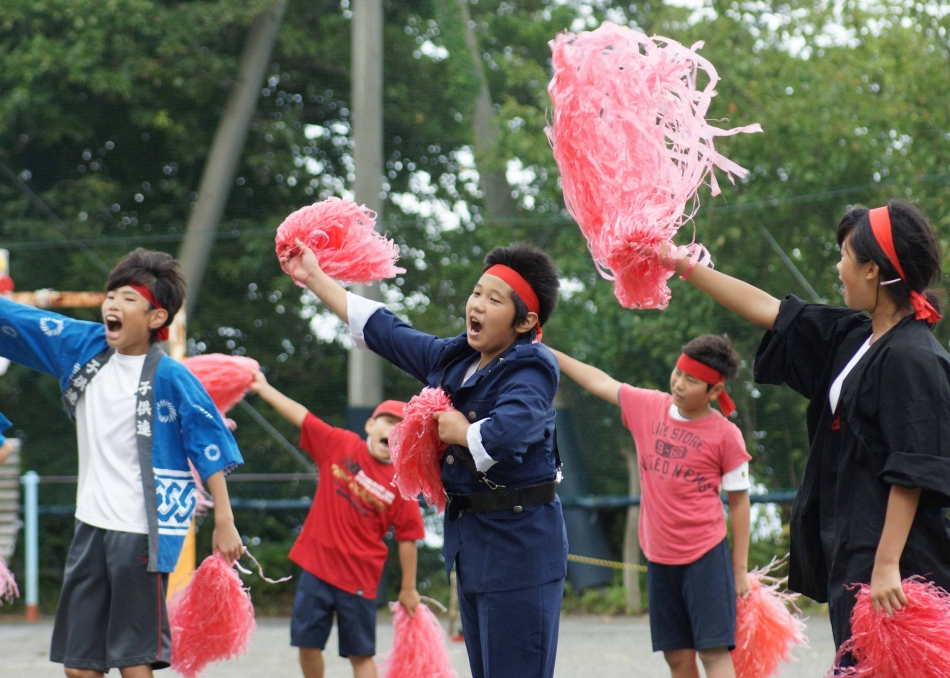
[
  {"left": 0, "top": 556, "right": 19, "bottom": 605},
  {"left": 381, "top": 602, "right": 458, "bottom": 678},
  {"left": 189, "top": 461, "right": 214, "bottom": 515},
  {"left": 829, "top": 577, "right": 950, "bottom": 678},
  {"left": 275, "top": 197, "right": 405, "bottom": 285},
  {"left": 546, "top": 23, "right": 762, "bottom": 309},
  {"left": 182, "top": 354, "right": 259, "bottom": 414},
  {"left": 388, "top": 388, "right": 453, "bottom": 512},
  {"left": 168, "top": 553, "right": 256, "bottom": 678},
  {"left": 732, "top": 563, "right": 808, "bottom": 678}
]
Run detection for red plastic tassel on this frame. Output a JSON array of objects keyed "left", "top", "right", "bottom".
[
  {"left": 829, "top": 577, "right": 950, "bottom": 678},
  {"left": 182, "top": 354, "right": 259, "bottom": 414},
  {"left": 732, "top": 563, "right": 808, "bottom": 678},
  {"left": 546, "top": 23, "right": 761, "bottom": 309},
  {"left": 0, "top": 556, "right": 18, "bottom": 605},
  {"left": 168, "top": 553, "right": 256, "bottom": 678},
  {"left": 388, "top": 388, "right": 453, "bottom": 512},
  {"left": 382, "top": 602, "right": 458, "bottom": 678},
  {"left": 275, "top": 197, "right": 405, "bottom": 285}
]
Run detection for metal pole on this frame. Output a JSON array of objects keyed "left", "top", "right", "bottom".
[
  {"left": 21, "top": 471, "right": 39, "bottom": 623},
  {"left": 347, "top": 0, "right": 385, "bottom": 429}
]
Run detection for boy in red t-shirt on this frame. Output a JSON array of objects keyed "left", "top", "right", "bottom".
[
  {"left": 250, "top": 371, "right": 425, "bottom": 678},
  {"left": 553, "top": 335, "right": 751, "bottom": 678}
]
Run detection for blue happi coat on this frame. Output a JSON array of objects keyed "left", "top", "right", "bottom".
[
  {"left": 0, "top": 411, "right": 10, "bottom": 447},
  {"left": 0, "top": 298, "right": 243, "bottom": 572}
]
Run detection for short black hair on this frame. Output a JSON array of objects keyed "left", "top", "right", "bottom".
[
  {"left": 106, "top": 248, "right": 187, "bottom": 342},
  {"left": 483, "top": 243, "right": 560, "bottom": 338},
  {"left": 682, "top": 334, "right": 740, "bottom": 381},
  {"left": 836, "top": 200, "right": 943, "bottom": 327}
]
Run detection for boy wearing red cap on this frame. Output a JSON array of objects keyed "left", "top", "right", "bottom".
[
  {"left": 553, "top": 334, "right": 751, "bottom": 678},
  {"left": 249, "top": 372, "right": 424, "bottom": 678}
]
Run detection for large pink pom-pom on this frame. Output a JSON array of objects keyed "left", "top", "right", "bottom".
[
  {"left": 0, "top": 556, "right": 19, "bottom": 605},
  {"left": 829, "top": 578, "right": 950, "bottom": 678},
  {"left": 382, "top": 602, "right": 458, "bottom": 678},
  {"left": 182, "top": 354, "right": 259, "bottom": 414},
  {"left": 168, "top": 553, "right": 256, "bottom": 678},
  {"left": 732, "top": 563, "right": 808, "bottom": 678},
  {"left": 546, "top": 22, "right": 762, "bottom": 309},
  {"left": 388, "top": 388, "right": 453, "bottom": 512},
  {"left": 275, "top": 197, "right": 405, "bottom": 285}
]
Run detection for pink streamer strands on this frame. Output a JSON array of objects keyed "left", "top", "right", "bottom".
[
  {"left": 0, "top": 555, "right": 19, "bottom": 605},
  {"left": 382, "top": 601, "right": 458, "bottom": 678},
  {"left": 182, "top": 354, "right": 260, "bottom": 415},
  {"left": 829, "top": 577, "right": 950, "bottom": 678},
  {"left": 168, "top": 553, "right": 257, "bottom": 678},
  {"left": 275, "top": 197, "right": 405, "bottom": 285},
  {"left": 732, "top": 560, "right": 808, "bottom": 678},
  {"left": 546, "top": 22, "right": 762, "bottom": 309},
  {"left": 388, "top": 388, "right": 454, "bottom": 512}
]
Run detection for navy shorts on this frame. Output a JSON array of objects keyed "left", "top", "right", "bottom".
[
  {"left": 647, "top": 538, "right": 737, "bottom": 652},
  {"left": 290, "top": 570, "right": 377, "bottom": 657}
]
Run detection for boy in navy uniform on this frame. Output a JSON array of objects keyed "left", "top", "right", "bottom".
[
  {"left": 282, "top": 239, "right": 566, "bottom": 678},
  {"left": 0, "top": 249, "right": 244, "bottom": 677},
  {"left": 249, "top": 372, "right": 425, "bottom": 678}
]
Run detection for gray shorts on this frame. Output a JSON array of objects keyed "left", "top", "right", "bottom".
[{"left": 50, "top": 521, "right": 172, "bottom": 672}]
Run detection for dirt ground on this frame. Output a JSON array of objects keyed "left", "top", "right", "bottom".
[{"left": 0, "top": 614, "right": 836, "bottom": 677}]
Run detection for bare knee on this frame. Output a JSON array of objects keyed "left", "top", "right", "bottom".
[
  {"left": 698, "top": 646, "right": 730, "bottom": 664},
  {"left": 663, "top": 648, "right": 697, "bottom": 670},
  {"left": 698, "top": 646, "right": 735, "bottom": 678},
  {"left": 349, "top": 654, "right": 377, "bottom": 678},
  {"left": 65, "top": 669, "right": 103, "bottom": 678}
]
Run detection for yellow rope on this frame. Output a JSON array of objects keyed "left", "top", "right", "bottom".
[{"left": 567, "top": 553, "right": 647, "bottom": 572}]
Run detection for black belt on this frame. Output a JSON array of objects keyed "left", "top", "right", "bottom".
[{"left": 445, "top": 481, "right": 557, "bottom": 520}]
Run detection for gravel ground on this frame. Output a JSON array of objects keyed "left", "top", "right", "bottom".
[{"left": 0, "top": 613, "right": 835, "bottom": 677}]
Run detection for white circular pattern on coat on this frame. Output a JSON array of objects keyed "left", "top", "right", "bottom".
[
  {"left": 1, "top": 325, "right": 18, "bottom": 338},
  {"left": 156, "top": 400, "right": 178, "bottom": 423},
  {"left": 195, "top": 405, "right": 216, "bottom": 420},
  {"left": 204, "top": 444, "right": 221, "bottom": 462},
  {"left": 40, "top": 317, "right": 65, "bottom": 337}
]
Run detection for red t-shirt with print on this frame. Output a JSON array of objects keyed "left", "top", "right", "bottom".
[
  {"left": 288, "top": 413, "right": 425, "bottom": 599},
  {"left": 619, "top": 385, "right": 751, "bottom": 565}
]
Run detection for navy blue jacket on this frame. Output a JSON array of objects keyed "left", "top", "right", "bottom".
[{"left": 363, "top": 309, "right": 568, "bottom": 593}]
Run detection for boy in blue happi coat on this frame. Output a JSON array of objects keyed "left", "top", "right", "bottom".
[
  {"left": 282, "top": 240, "right": 567, "bottom": 678},
  {"left": 0, "top": 249, "right": 244, "bottom": 678}
]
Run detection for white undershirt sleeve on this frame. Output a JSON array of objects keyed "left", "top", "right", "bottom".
[
  {"left": 466, "top": 419, "right": 498, "bottom": 473},
  {"left": 346, "top": 292, "right": 386, "bottom": 348},
  {"left": 721, "top": 461, "right": 752, "bottom": 492}
]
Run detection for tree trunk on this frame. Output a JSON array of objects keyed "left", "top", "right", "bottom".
[
  {"left": 622, "top": 443, "right": 642, "bottom": 614},
  {"left": 178, "top": 0, "right": 287, "bottom": 315},
  {"left": 457, "top": 0, "right": 517, "bottom": 220}
]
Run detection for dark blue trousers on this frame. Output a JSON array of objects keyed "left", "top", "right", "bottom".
[{"left": 457, "top": 563, "right": 564, "bottom": 678}]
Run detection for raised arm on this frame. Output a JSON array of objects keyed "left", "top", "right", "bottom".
[
  {"left": 672, "top": 253, "right": 782, "bottom": 330},
  {"left": 249, "top": 371, "right": 308, "bottom": 428},
  {"left": 282, "top": 239, "right": 349, "bottom": 322},
  {"left": 551, "top": 349, "right": 622, "bottom": 406}
]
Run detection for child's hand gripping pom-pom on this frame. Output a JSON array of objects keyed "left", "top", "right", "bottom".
[
  {"left": 168, "top": 553, "right": 256, "bottom": 678},
  {"left": 382, "top": 599, "right": 458, "bottom": 678},
  {"left": 732, "top": 558, "right": 808, "bottom": 678},
  {"left": 546, "top": 22, "right": 761, "bottom": 309},
  {"left": 0, "top": 555, "right": 19, "bottom": 605},
  {"left": 388, "top": 388, "right": 454, "bottom": 512},
  {"left": 828, "top": 577, "right": 950, "bottom": 678},
  {"left": 275, "top": 197, "right": 406, "bottom": 286},
  {"left": 182, "top": 354, "right": 260, "bottom": 415}
]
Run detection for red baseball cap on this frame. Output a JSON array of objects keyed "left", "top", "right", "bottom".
[{"left": 372, "top": 400, "right": 407, "bottom": 420}]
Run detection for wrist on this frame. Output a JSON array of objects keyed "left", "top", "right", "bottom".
[{"left": 214, "top": 511, "right": 235, "bottom": 526}]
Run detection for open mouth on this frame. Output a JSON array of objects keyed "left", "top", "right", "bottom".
[
  {"left": 468, "top": 317, "right": 483, "bottom": 337},
  {"left": 105, "top": 315, "right": 123, "bottom": 338},
  {"left": 378, "top": 437, "right": 390, "bottom": 453}
]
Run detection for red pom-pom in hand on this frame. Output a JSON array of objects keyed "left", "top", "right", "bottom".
[
  {"left": 732, "top": 564, "right": 808, "bottom": 678},
  {"left": 388, "top": 388, "right": 453, "bottom": 512},
  {"left": 275, "top": 197, "right": 405, "bottom": 285},
  {"left": 382, "top": 602, "right": 458, "bottom": 678},
  {"left": 182, "top": 354, "right": 259, "bottom": 414},
  {"left": 168, "top": 553, "right": 256, "bottom": 678},
  {"left": 830, "top": 578, "right": 950, "bottom": 678},
  {"left": 546, "top": 23, "right": 761, "bottom": 309}
]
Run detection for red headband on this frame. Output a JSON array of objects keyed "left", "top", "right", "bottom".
[
  {"left": 868, "top": 206, "right": 941, "bottom": 323},
  {"left": 675, "top": 354, "right": 736, "bottom": 418},
  {"left": 484, "top": 264, "right": 543, "bottom": 342},
  {"left": 128, "top": 284, "right": 170, "bottom": 342}
]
